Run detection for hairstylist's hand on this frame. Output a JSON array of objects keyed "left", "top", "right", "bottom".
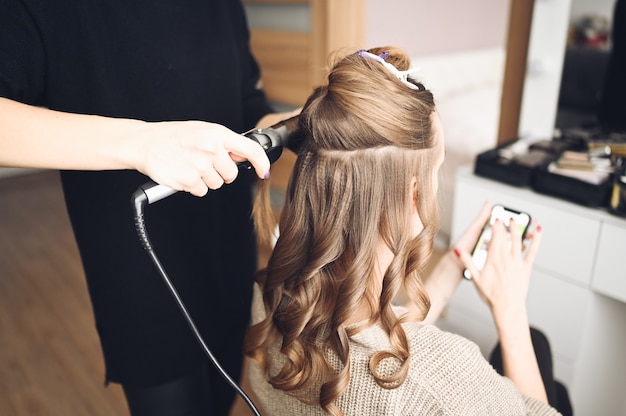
[
  {"left": 133, "top": 121, "right": 271, "bottom": 197},
  {"left": 458, "top": 217, "right": 542, "bottom": 323}
]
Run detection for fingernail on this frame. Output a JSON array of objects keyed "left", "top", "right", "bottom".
[
  {"left": 263, "top": 171, "right": 270, "bottom": 180},
  {"left": 536, "top": 225, "right": 542, "bottom": 232},
  {"left": 453, "top": 248, "right": 461, "bottom": 258}
]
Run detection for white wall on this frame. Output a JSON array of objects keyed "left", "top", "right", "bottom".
[
  {"left": 414, "top": 48, "right": 505, "bottom": 243},
  {"left": 365, "top": 0, "right": 510, "bottom": 56}
]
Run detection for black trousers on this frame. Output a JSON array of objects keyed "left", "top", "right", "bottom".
[
  {"left": 121, "top": 360, "right": 230, "bottom": 416},
  {"left": 489, "top": 327, "right": 573, "bottom": 416}
]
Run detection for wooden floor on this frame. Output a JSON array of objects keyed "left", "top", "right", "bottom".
[
  {"left": 0, "top": 170, "right": 129, "bottom": 415},
  {"left": 0, "top": 168, "right": 287, "bottom": 416}
]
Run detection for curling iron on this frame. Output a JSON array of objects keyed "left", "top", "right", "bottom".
[
  {"left": 131, "top": 115, "right": 304, "bottom": 416},
  {"left": 132, "top": 115, "right": 304, "bottom": 211}
]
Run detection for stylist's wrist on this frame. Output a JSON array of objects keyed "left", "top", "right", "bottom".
[
  {"left": 124, "top": 121, "right": 163, "bottom": 177},
  {"left": 113, "top": 118, "right": 150, "bottom": 172}
]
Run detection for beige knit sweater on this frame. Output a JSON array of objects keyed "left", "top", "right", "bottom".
[{"left": 248, "top": 284, "right": 562, "bottom": 415}]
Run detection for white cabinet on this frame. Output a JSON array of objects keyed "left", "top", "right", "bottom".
[
  {"left": 441, "top": 165, "right": 626, "bottom": 416},
  {"left": 593, "top": 220, "right": 626, "bottom": 303}
]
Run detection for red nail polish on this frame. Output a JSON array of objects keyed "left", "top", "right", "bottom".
[
  {"left": 536, "top": 225, "right": 542, "bottom": 232},
  {"left": 453, "top": 248, "right": 461, "bottom": 258}
]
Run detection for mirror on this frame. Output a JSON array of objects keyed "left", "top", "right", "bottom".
[
  {"left": 517, "top": 0, "right": 622, "bottom": 140},
  {"left": 556, "top": 0, "right": 616, "bottom": 130}
]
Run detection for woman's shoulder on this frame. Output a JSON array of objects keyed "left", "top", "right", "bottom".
[
  {"left": 348, "top": 308, "right": 481, "bottom": 355},
  {"left": 405, "top": 323, "right": 480, "bottom": 356},
  {"left": 401, "top": 324, "right": 561, "bottom": 415}
]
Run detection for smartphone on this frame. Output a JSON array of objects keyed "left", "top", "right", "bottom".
[{"left": 463, "top": 204, "right": 531, "bottom": 280}]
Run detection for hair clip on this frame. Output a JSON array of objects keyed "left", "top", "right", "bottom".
[{"left": 356, "top": 50, "right": 420, "bottom": 90}]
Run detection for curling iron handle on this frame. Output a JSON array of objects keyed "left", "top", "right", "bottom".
[
  {"left": 134, "top": 157, "right": 252, "bottom": 206},
  {"left": 143, "top": 182, "right": 178, "bottom": 204},
  {"left": 136, "top": 152, "right": 260, "bottom": 206}
]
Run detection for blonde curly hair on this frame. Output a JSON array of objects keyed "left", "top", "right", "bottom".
[{"left": 245, "top": 46, "right": 440, "bottom": 415}]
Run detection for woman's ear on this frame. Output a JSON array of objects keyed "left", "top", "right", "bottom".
[
  {"left": 410, "top": 176, "right": 418, "bottom": 207},
  {"left": 410, "top": 176, "right": 424, "bottom": 237}
]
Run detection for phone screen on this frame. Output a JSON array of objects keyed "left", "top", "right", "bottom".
[{"left": 463, "top": 205, "right": 531, "bottom": 279}]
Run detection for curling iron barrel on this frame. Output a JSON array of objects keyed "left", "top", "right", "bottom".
[{"left": 132, "top": 115, "right": 304, "bottom": 210}]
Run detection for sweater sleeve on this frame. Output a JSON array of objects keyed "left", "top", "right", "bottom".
[{"left": 0, "top": 0, "right": 45, "bottom": 105}]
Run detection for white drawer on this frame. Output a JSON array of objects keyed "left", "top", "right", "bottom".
[
  {"left": 526, "top": 270, "right": 592, "bottom": 361},
  {"left": 592, "top": 221, "right": 626, "bottom": 303}
]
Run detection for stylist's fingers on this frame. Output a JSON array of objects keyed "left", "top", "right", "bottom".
[
  {"left": 201, "top": 166, "right": 227, "bottom": 190},
  {"left": 186, "top": 147, "right": 230, "bottom": 193},
  {"left": 222, "top": 130, "right": 271, "bottom": 180},
  {"left": 210, "top": 146, "right": 240, "bottom": 185},
  {"left": 191, "top": 123, "right": 270, "bottom": 181},
  {"left": 186, "top": 179, "right": 210, "bottom": 197}
]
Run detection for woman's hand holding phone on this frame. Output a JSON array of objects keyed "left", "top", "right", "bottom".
[
  {"left": 473, "top": 219, "right": 541, "bottom": 319},
  {"left": 453, "top": 204, "right": 548, "bottom": 404},
  {"left": 463, "top": 205, "right": 531, "bottom": 280},
  {"left": 455, "top": 204, "right": 547, "bottom": 403},
  {"left": 455, "top": 208, "right": 543, "bottom": 322}
]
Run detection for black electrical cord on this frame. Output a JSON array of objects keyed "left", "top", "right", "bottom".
[
  {"left": 129, "top": 116, "right": 304, "bottom": 414},
  {"left": 132, "top": 192, "right": 261, "bottom": 416}
]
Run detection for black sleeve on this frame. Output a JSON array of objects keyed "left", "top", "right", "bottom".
[
  {"left": 0, "top": 0, "right": 45, "bottom": 105},
  {"left": 229, "top": 0, "right": 275, "bottom": 129}
]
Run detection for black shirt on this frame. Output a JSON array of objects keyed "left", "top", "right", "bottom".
[{"left": 0, "top": 0, "right": 273, "bottom": 389}]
